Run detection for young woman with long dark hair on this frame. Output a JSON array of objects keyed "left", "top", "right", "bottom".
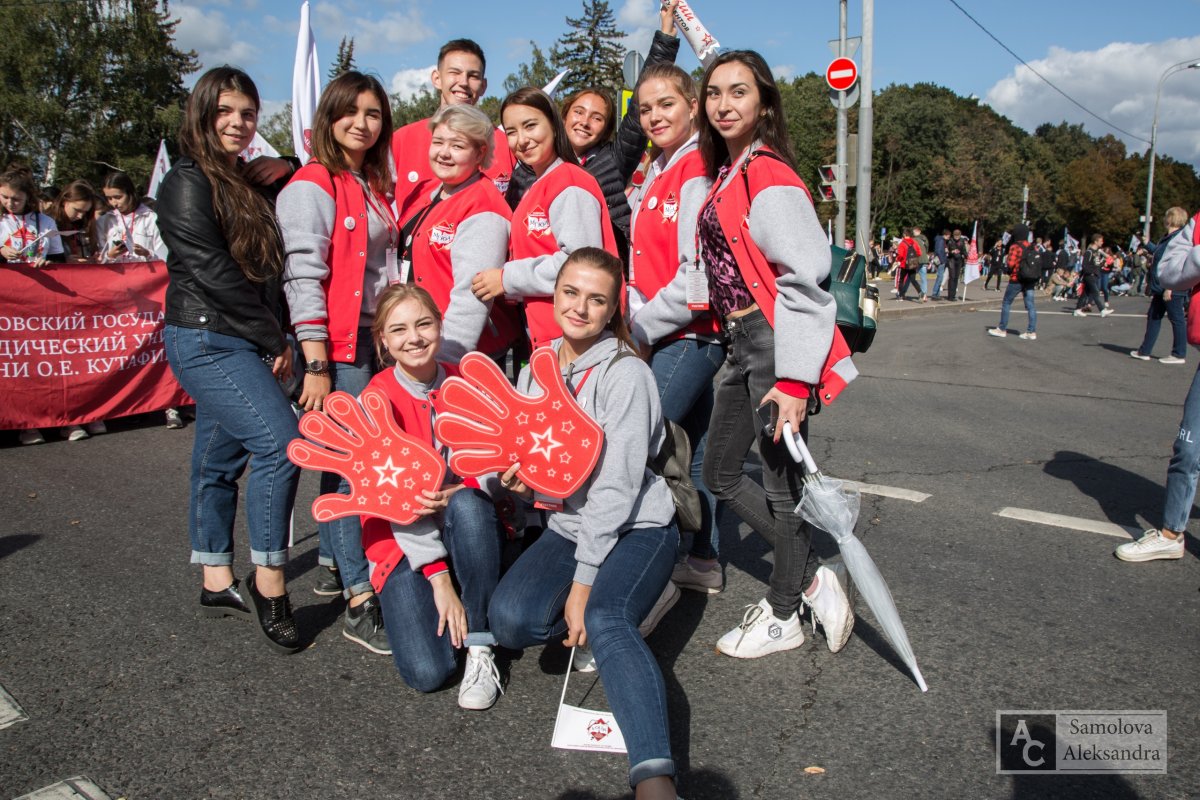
[
  {"left": 490, "top": 247, "right": 679, "bottom": 800},
  {"left": 97, "top": 171, "right": 167, "bottom": 262},
  {"left": 277, "top": 70, "right": 397, "bottom": 654},
  {"left": 634, "top": 50, "right": 858, "bottom": 660},
  {"left": 50, "top": 180, "right": 100, "bottom": 262},
  {"left": 158, "top": 66, "right": 303, "bottom": 654}
]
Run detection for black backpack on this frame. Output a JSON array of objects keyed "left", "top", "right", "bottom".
[{"left": 1017, "top": 244, "right": 1041, "bottom": 282}]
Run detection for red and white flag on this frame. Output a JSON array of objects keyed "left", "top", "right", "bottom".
[
  {"left": 963, "top": 221, "right": 981, "bottom": 284},
  {"left": 291, "top": 0, "right": 320, "bottom": 164},
  {"left": 240, "top": 132, "right": 281, "bottom": 163},
  {"left": 147, "top": 139, "right": 171, "bottom": 199}
]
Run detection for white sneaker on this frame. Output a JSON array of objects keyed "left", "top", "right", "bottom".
[
  {"left": 671, "top": 559, "right": 724, "bottom": 594},
  {"left": 1019, "top": 331, "right": 1037, "bottom": 340},
  {"left": 801, "top": 566, "right": 854, "bottom": 653},
  {"left": 165, "top": 408, "right": 184, "bottom": 429},
  {"left": 458, "top": 645, "right": 503, "bottom": 710},
  {"left": 1100, "top": 307, "right": 1114, "bottom": 317},
  {"left": 19, "top": 429, "right": 45, "bottom": 446},
  {"left": 638, "top": 581, "right": 680, "bottom": 638},
  {"left": 84, "top": 420, "right": 107, "bottom": 435},
  {"left": 571, "top": 645, "right": 597, "bottom": 673},
  {"left": 1129, "top": 350, "right": 1151, "bottom": 361},
  {"left": 1073, "top": 309, "right": 1086, "bottom": 317},
  {"left": 1160, "top": 356, "right": 1186, "bottom": 365},
  {"left": 62, "top": 425, "right": 89, "bottom": 442},
  {"left": 716, "top": 598, "right": 804, "bottom": 659},
  {"left": 987, "top": 328, "right": 1007, "bottom": 338},
  {"left": 1115, "top": 529, "right": 1185, "bottom": 562}
]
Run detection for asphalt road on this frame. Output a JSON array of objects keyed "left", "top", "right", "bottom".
[{"left": 2, "top": 294, "right": 1197, "bottom": 800}]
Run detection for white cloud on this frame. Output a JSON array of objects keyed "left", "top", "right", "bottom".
[
  {"left": 618, "top": 0, "right": 659, "bottom": 60},
  {"left": 391, "top": 66, "right": 436, "bottom": 100},
  {"left": 984, "top": 35, "right": 1200, "bottom": 166},
  {"left": 314, "top": 1, "right": 432, "bottom": 54},
  {"left": 259, "top": 99, "right": 287, "bottom": 120},
  {"left": 773, "top": 64, "right": 796, "bottom": 81},
  {"left": 173, "top": 4, "right": 257, "bottom": 68}
]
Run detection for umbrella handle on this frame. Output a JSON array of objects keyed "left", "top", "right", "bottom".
[{"left": 781, "top": 421, "right": 818, "bottom": 473}]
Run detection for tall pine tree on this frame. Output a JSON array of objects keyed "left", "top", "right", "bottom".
[
  {"left": 504, "top": 42, "right": 558, "bottom": 94},
  {"left": 328, "top": 37, "right": 357, "bottom": 81},
  {"left": 550, "top": 1, "right": 626, "bottom": 95}
]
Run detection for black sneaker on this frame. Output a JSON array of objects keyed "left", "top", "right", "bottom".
[
  {"left": 240, "top": 568, "right": 302, "bottom": 655},
  {"left": 343, "top": 595, "right": 391, "bottom": 655},
  {"left": 313, "top": 565, "right": 342, "bottom": 597}
]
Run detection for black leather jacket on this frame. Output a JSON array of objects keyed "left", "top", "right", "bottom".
[{"left": 157, "top": 157, "right": 289, "bottom": 358}]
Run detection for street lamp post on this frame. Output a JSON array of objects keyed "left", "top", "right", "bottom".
[{"left": 1142, "top": 58, "right": 1200, "bottom": 242}]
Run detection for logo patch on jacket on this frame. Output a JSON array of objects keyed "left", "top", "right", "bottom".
[
  {"left": 526, "top": 207, "right": 551, "bottom": 237},
  {"left": 494, "top": 173, "right": 511, "bottom": 194},
  {"left": 429, "top": 221, "right": 456, "bottom": 249},
  {"left": 660, "top": 192, "right": 678, "bottom": 222}
]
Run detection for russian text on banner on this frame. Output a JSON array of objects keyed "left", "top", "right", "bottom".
[{"left": 0, "top": 261, "right": 190, "bottom": 429}]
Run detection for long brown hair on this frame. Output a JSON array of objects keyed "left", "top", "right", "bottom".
[
  {"left": 698, "top": 50, "right": 796, "bottom": 181},
  {"left": 310, "top": 71, "right": 393, "bottom": 196},
  {"left": 501, "top": 87, "right": 579, "bottom": 168},
  {"left": 560, "top": 88, "right": 616, "bottom": 151},
  {"left": 555, "top": 246, "right": 636, "bottom": 353},
  {"left": 0, "top": 165, "right": 39, "bottom": 215},
  {"left": 50, "top": 180, "right": 99, "bottom": 257},
  {"left": 178, "top": 66, "right": 283, "bottom": 283}
]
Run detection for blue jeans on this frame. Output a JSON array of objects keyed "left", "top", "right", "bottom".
[
  {"left": 931, "top": 264, "right": 946, "bottom": 297},
  {"left": 313, "top": 329, "right": 377, "bottom": 597},
  {"left": 1138, "top": 293, "right": 1187, "bottom": 359},
  {"left": 1163, "top": 366, "right": 1200, "bottom": 533},
  {"left": 649, "top": 337, "right": 726, "bottom": 559},
  {"left": 164, "top": 325, "right": 300, "bottom": 567},
  {"left": 704, "top": 309, "right": 811, "bottom": 618},
  {"left": 378, "top": 489, "right": 506, "bottom": 692},
  {"left": 490, "top": 525, "right": 678, "bottom": 788},
  {"left": 998, "top": 280, "right": 1037, "bottom": 333}
]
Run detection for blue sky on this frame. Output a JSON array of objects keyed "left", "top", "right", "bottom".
[{"left": 173, "top": 0, "right": 1200, "bottom": 167}]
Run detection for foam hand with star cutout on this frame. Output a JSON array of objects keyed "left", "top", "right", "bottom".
[
  {"left": 288, "top": 386, "right": 446, "bottom": 525},
  {"left": 432, "top": 347, "right": 604, "bottom": 498}
]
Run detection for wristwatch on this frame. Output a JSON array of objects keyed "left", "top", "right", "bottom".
[{"left": 304, "top": 359, "right": 330, "bottom": 376}]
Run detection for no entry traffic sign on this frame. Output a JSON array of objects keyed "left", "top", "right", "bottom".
[{"left": 826, "top": 57, "right": 858, "bottom": 92}]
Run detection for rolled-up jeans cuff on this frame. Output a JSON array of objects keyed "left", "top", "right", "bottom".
[
  {"left": 629, "top": 757, "right": 675, "bottom": 788},
  {"left": 465, "top": 631, "right": 497, "bottom": 647},
  {"left": 344, "top": 580, "right": 374, "bottom": 599},
  {"left": 318, "top": 555, "right": 336, "bottom": 568},
  {"left": 190, "top": 550, "right": 234, "bottom": 566},
  {"left": 250, "top": 547, "right": 289, "bottom": 567}
]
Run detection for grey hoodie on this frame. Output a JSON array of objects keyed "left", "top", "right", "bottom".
[
  {"left": 1157, "top": 215, "right": 1200, "bottom": 292},
  {"left": 517, "top": 334, "right": 676, "bottom": 585}
]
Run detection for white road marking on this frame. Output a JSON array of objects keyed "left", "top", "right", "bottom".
[
  {"left": 844, "top": 481, "right": 930, "bottom": 503},
  {"left": 0, "top": 684, "right": 27, "bottom": 730},
  {"left": 984, "top": 309, "right": 1145, "bottom": 318},
  {"left": 13, "top": 777, "right": 114, "bottom": 800},
  {"left": 995, "top": 507, "right": 1141, "bottom": 539}
]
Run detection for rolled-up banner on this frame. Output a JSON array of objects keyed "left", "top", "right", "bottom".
[{"left": 673, "top": 1, "right": 722, "bottom": 66}]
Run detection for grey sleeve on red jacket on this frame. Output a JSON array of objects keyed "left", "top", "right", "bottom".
[
  {"left": 749, "top": 184, "right": 836, "bottom": 385},
  {"left": 501, "top": 187, "right": 604, "bottom": 298},
  {"left": 389, "top": 516, "right": 449, "bottom": 574},
  {"left": 1157, "top": 217, "right": 1200, "bottom": 292},
  {"left": 440, "top": 211, "right": 510, "bottom": 362},
  {"left": 630, "top": 174, "right": 711, "bottom": 345},
  {"left": 278, "top": 180, "right": 335, "bottom": 341}
]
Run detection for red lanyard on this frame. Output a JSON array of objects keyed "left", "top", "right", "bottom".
[
  {"left": 356, "top": 176, "right": 398, "bottom": 249},
  {"left": 568, "top": 367, "right": 594, "bottom": 398}
]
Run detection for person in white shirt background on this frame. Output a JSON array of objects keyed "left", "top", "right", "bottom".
[{"left": 97, "top": 171, "right": 168, "bottom": 262}]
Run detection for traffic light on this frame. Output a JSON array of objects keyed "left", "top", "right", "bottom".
[{"left": 818, "top": 164, "right": 840, "bottom": 202}]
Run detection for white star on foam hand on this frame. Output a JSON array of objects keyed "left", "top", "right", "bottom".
[
  {"left": 374, "top": 456, "right": 405, "bottom": 488},
  {"left": 515, "top": 412, "right": 529, "bottom": 425},
  {"left": 551, "top": 400, "right": 562, "bottom": 410},
  {"left": 382, "top": 437, "right": 392, "bottom": 447},
  {"left": 561, "top": 420, "right": 575, "bottom": 435},
  {"left": 536, "top": 411, "right": 546, "bottom": 422},
  {"left": 528, "top": 427, "right": 561, "bottom": 461}
]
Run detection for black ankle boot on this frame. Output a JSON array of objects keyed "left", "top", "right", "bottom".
[
  {"left": 240, "top": 569, "right": 302, "bottom": 654},
  {"left": 200, "top": 579, "right": 252, "bottom": 619}
]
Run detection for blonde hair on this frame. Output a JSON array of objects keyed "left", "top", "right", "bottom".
[
  {"left": 1165, "top": 206, "right": 1189, "bottom": 231},
  {"left": 372, "top": 284, "right": 442, "bottom": 365},
  {"left": 428, "top": 104, "right": 494, "bottom": 170}
]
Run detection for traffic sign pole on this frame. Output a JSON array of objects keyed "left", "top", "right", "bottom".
[{"left": 835, "top": 0, "right": 849, "bottom": 247}]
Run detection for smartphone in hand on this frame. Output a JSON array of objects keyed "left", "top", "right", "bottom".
[{"left": 756, "top": 400, "right": 779, "bottom": 436}]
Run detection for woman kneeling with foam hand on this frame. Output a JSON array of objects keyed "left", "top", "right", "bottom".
[{"left": 489, "top": 248, "right": 680, "bottom": 800}]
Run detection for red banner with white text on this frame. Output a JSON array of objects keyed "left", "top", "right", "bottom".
[{"left": 0, "top": 260, "right": 190, "bottom": 429}]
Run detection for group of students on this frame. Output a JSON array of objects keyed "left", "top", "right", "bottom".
[
  {"left": 2, "top": 165, "right": 178, "bottom": 445},
  {"left": 157, "top": 6, "right": 854, "bottom": 795}
]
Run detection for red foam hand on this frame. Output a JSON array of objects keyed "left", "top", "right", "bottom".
[
  {"left": 433, "top": 347, "right": 604, "bottom": 498},
  {"left": 287, "top": 387, "right": 446, "bottom": 525}
]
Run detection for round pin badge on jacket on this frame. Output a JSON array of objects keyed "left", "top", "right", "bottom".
[
  {"left": 647, "top": 197, "right": 658, "bottom": 210},
  {"left": 344, "top": 216, "right": 355, "bottom": 231}
]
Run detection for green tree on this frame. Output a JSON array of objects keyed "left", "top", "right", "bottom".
[
  {"left": 550, "top": 1, "right": 626, "bottom": 95},
  {"left": 1, "top": 0, "right": 196, "bottom": 191},
  {"left": 260, "top": 103, "right": 295, "bottom": 158},
  {"left": 390, "top": 90, "right": 441, "bottom": 128},
  {"left": 504, "top": 41, "right": 558, "bottom": 95},
  {"left": 328, "top": 37, "right": 357, "bottom": 82}
]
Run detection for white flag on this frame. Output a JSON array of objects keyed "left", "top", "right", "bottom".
[
  {"left": 542, "top": 69, "right": 570, "bottom": 96},
  {"left": 1129, "top": 234, "right": 1141, "bottom": 252},
  {"left": 550, "top": 649, "right": 627, "bottom": 754},
  {"left": 673, "top": 1, "right": 722, "bottom": 66},
  {"left": 240, "top": 132, "right": 281, "bottom": 163},
  {"left": 964, "top": 221, "right": 981, "bottom": 284},
  {"left": 1064, "top": 228, "right": 1079, "bottom": 254},
  {"left": 291, "top": 0, "right": 320, "bottom": 164},
  {"left": 147, "top": 139, "right": 171, "bottom": 199}
]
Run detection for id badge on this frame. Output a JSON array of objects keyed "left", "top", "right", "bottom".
[
  {"left": 399, "top": 258, "right": 412, "bottom": 285},
  {"left": 385, "top": 247, "right": 401, "bottom": 285},
  {"left": 686, "top": 263, "right": 710, "bottom": 310},
  {"left": 533, "top": 492, "right": 564, "bottom": 512}
]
